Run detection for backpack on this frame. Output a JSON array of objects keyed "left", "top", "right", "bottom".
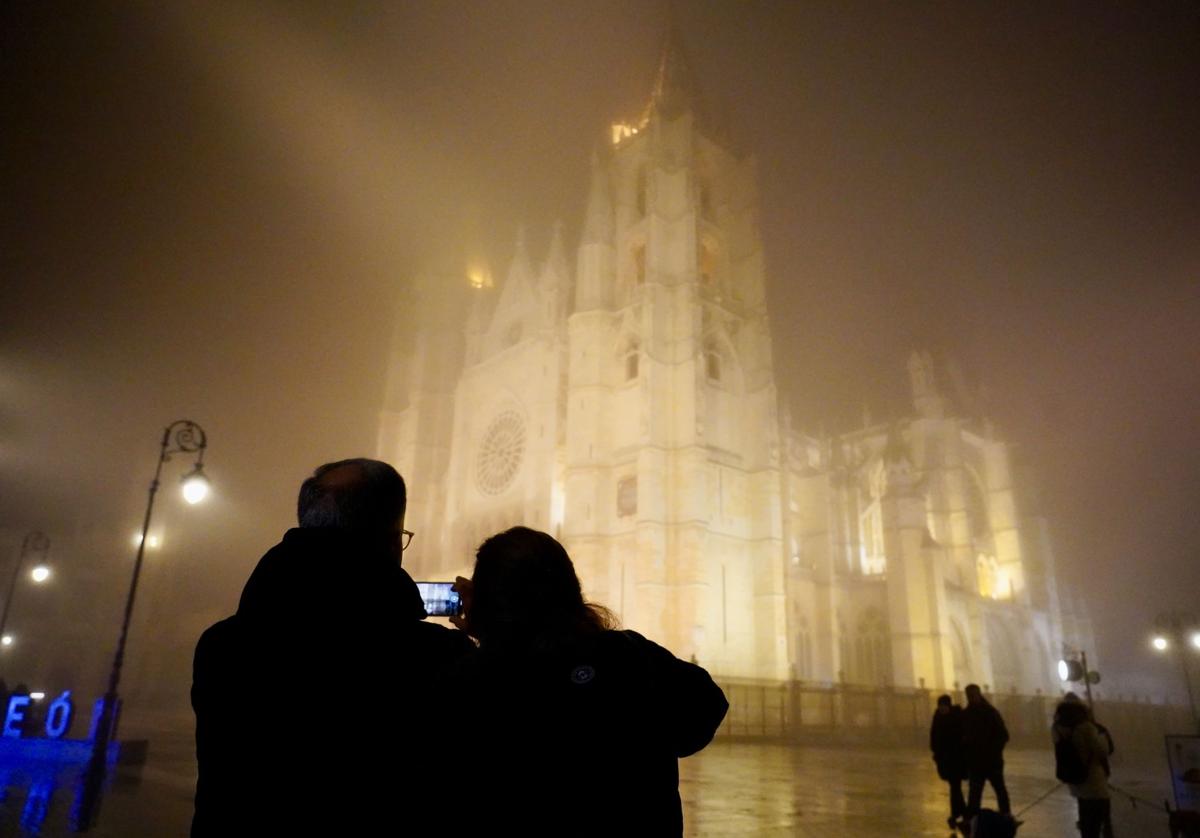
[{"left": 1054, "top": 727, "right": 1089, "bottom": 784}]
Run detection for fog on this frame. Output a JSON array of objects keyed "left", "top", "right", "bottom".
[{"left": 2, "top": 1, "right": 1197, "bottom": 712}]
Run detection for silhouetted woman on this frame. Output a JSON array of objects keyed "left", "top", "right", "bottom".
[
  {"left": 439, "top": 526, "right": 728, "bottom": 836},
  {"left": 1052, "top": 699, "right": 1112, "bottom": 838}
]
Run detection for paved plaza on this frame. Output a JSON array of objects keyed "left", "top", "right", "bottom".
[{"left": 0, "top": 723, "right": 1178, "bottom": 836}]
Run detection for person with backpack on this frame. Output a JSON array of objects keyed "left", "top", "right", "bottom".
[
  {"left": 1063, "top": 691, "right": 1116, "bottom": 838},
  {"left": 1052, "top": 699, "right": 1112, "bottom": 838}
]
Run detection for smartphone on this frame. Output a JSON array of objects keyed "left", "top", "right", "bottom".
[{"left": 415, "top": 581, "right": 462, "bottom": 618}]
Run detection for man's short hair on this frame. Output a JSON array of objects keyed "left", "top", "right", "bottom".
[
  {"left": 297, "top": 458, "right": 406, "bottom": 533},
  {"left": 964, "top": 683, "right": 982, "bottom": 697},
  {"left": 936, "top": 694, "right": 952, "bottom": 707}
]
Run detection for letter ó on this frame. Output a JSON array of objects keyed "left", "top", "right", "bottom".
[{"left": 45, "top": 691, "right": 74, "bottom": 739}]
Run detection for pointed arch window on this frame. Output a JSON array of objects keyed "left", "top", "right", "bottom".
[
  {"left": 624, "top": 344, "right": 640, "bottom": 381},
  {"left": 636, "top": 166, "right": 648, "bottom": 217},
  {"left": 699, "top": 239, "right": 717, "bottom": 286},
  {"left": 632, "top": 244, "right": 646, "bottom": 285},
  {"left": 855, "top": 609, "right": 891, "bottom": 686},
  {"left": 617, "top": 475, "right": 637, "bottom": 517},
  {"left": 965, "top": 472, "right": 991, "bottom": 541},
  {"left": 705, "top": 350, "right": 721, "bottom": 382}
]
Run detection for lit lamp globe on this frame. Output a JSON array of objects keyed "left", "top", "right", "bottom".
[
  {"left": 181, "top": 467, "right": 210, "bottom": 505},
  {"left": 1152, "top": 635, "right": 1169, "bottom": 652},
  {"left": 1191, "top": 632, "right": 1200, "bottom": 651},
  {"left": 30, "top": 564, "right": 51, "bottom": 583},
  {"left": 1, "top": 635, "right": 13, "bottom": 647},
  {"left": 1058, "top": 658, "right": 1085, "bottom": 682}
]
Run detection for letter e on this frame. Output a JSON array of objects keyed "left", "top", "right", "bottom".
[{"left": 3, "top": 696, "right": 30, "bottom": 738}]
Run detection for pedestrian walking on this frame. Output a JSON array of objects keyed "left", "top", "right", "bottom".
[
  {"left": 962, "top": 683, "right": 1011, "bottom": 819},
  {"left": 930, "top": 693, "right": 967, "bottom": 829}
]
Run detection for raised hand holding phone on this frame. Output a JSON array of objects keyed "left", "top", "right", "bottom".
[{"left": 450, "top": 576, "right": 473, "bottom": 632}]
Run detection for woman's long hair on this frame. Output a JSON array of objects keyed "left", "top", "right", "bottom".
[{"left": 468, "top": 526, "right": 616, "bottom": 651}]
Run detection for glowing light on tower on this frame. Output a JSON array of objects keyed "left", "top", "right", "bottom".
[{"left": 467, "top": 262, "right": 493, "bottom": 290}]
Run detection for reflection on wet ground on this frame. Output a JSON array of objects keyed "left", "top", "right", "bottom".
[
  {"left": 682, "top": 741, "right": 1173, "bottom": 837},
  {"left": 0, "top": 725, "right": 1177, "bottom": 836}
]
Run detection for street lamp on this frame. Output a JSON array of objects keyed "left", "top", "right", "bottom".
[
  {"left": 77, "top": 419, "right": 209, "bottom": 830},
  {"left": 1151, "top": 612, "right": 1200, "bottom": 734},
  {"left": 0, "top": 531, "right": 52, "bottom": 655},
  {"left": 1058, "top": 646, "right": 1100, "bottom": 710}
]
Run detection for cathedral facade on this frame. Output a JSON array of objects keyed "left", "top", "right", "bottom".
[{"left": 377, "top": 40, "right": 1075, "bottom": 692}]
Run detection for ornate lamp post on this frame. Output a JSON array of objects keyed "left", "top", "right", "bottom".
[
  {"left": 76, "top": 420, "right": 209, "bottom": 830},
  {"left": 1151, "top": 611, "right": 1200, "bottom": 733},
  {"left": 0, "top": 530, "right": 52, "bottom": 652},
  {"left": 1058, "top": 644, "right": 1100, "bottom": 710}
]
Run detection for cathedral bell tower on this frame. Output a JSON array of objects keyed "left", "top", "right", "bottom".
[{"left": 563, "top": 29, "right": 788, "bottom": 678}]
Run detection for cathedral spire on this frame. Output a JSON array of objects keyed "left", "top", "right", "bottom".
[
  {"left": 543, "top": 220, "right": 568, "bottom": 281},
  {"left": 907, "top": 350, "right": 946, "bottom": 419},
  {"left": 509, "top": 225, "right": 533, "bottom": 282},
  {"left": 581, "top": 150, "right": 613, "bottom": 244},
  {"left": 643, "top": 16, "right": 704, "bottom": 122}
]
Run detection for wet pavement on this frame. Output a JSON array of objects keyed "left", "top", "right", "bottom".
[
  {"left": 1, "top": 724, "right": 1177, "bottom": 836},
  {"left": 681, "top": 741, "right": 1171, "bottom": 836}
]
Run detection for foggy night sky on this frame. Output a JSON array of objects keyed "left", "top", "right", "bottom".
[{"left": 2, "top": 1, "right": 1198, "bottom": 703}]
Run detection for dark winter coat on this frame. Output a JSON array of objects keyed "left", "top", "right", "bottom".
[
  {"left": 191, "top": 528, "right": 474, "bottom": 836},
  {"left": 930, "top": 705, "right": 967, "bottom": 781},
  {"left": 432, "top": 628, "right": 729, "bottom": 836},
  {"left": 962, "top": 699, "right": 1010, "bottom": 773}
]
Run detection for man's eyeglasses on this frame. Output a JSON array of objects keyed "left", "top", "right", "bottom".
[{"left": 401, "top": 530, "right": 415, "bottom": 552}]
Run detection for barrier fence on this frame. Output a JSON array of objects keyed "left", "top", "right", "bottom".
[{"left": 715, "top": 679, "right": 1194, "bottom": 756}]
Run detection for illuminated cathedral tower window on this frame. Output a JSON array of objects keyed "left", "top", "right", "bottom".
[
  {"left": 623, "top": 340, "right": 640, "bottom": 380},
  {"left": 700, "top": 239, "right": 717, "bottom": 286},
  {"left": 633, "top": 243, "right": 646, "bottom": 285},
  {"left": 617, "top": 476, "right": 637, "bottom": 517},
  {"left": 636, "top": 166, "right": 647, "bottom": 217},
  {"left": 705, "top": 348, "right": 721, "bottom": 382}
]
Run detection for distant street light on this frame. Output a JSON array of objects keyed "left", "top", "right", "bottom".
[
  {"left": 77, "top": 419, "right": 210, "bottom": 830},
  {"left": 1151, "top": 611, "right": 1200, "bottom": 734},
  {"left": 0, "top": 531, "right": 52, "bottom": 657}
]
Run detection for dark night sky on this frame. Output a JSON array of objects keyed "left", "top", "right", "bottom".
[{"left": 2, "top": 1, "right": 1197, "bottom": 703}]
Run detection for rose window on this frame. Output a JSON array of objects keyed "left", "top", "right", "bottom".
[{"left": 475, "top": 410, "right": 526, "bottom": 495}]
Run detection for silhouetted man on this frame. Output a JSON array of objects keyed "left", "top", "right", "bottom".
[
  {"left": 930, "top": 693, "right": 967, "bottom": 828},
  {"left": 962, "top": 683, "right": 1011, "bottom": 819},
  {"left": 191, "top": 459, "right": 473, "bottom": 835}
]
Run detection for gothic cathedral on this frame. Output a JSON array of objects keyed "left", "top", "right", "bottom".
[{"left": 377, "top": 36, "right": 1079, "bottom": 693}]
